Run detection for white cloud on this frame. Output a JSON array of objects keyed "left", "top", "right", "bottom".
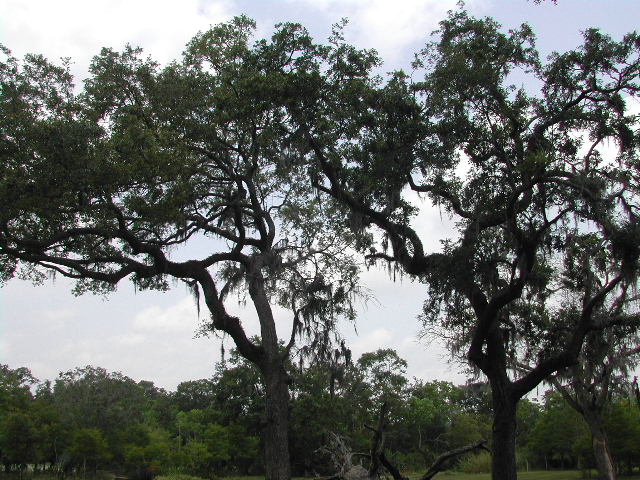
[
  {"left": 407, "top": 190, "right": 458, "bottom": 252},
  {"left": 0, "top": 338, "right": 8, "bottom": 358},
  {"left": 288, "top": 0, "right": 460, "bottom": 66},
  {"left": 41, "top": 309, "right": 79, "bottom": 334},
  {"left": 42, "top": 308, "right": 76, "bottom": 321},
  {"left": 398, "top": 335, "right": 467, "bottom": 383},
  {"left": 0, "top": 0, "right": 234, "bottom": 79},
  {"left": 133, "top": 296, "right": 200, "bottom": 333},
  {"left": 626, "top": 95, "right": 640, "bottom": 115},
  {"left": 345, "top": 326, "right": 467, "bottom": 383},
  {"left": 114, "top": 333, "right": 147, "bottom": 346},
  {"left": 349, "top": 327, "right": 395, "bottom": 357},
  {"left": 31, "top": 298, "right": 223, "bottom": 388}
]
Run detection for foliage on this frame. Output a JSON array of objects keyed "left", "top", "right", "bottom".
[
  {"left": 5, "top": 353, "right": 640, "bottom": 476},
  {"left": 446, "top": 413, "right": 488, "bottom": 450},
  {"left": 457, "top": 451, "right": 493, "bottom": 474},
  {"left": 0, "top": 411, "right": 37, "bottom": 470},
  {"left": 548, "top": 320, "right": 640, "bottom": 479},
  {"left": 357, "top": 348, "right": 408, "bottom": 407},
  {"left": 284, "top": 6, "right": 640, "bottom": 478},
  {"left": 172, "top": 381, "right": 217, "bottom": 413},
  {"left": 605, "top": 399, "right": 640, "bottom": 473},
  {"left": 528, "top": 393, "right": 586, "bottom": 469},
  {"left": 67, "top": 428, "right": 112, "bottom": 471},
  {"left": 0, "top": 16, "right": 365, "bottom": 478},
  {"left": 155, "top": 474, "right": 209, "bottom": 480},
  {"left": 0, "top": 16, "right": 361, "bottom": 359},
  {"left": 0, "top": 365, "right": 37, "bottom": 413}
]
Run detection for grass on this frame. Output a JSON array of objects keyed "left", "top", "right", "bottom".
[
  {"left": 409, "top": 472, "right": 640, "bottom": 480},
  {"left": 180, "top": 472, "right": 640, "bottom": 480},
  {"left": 426, "top": 472, "right": 582, "bottom": 480},
  {"left": 152, "top": 473, "right": 640, "bottom": 480},
  {"left": 219, "top": 470, "right": 640, "bottom": 480},
  {"left": 6, "top": 471, "right": 640, "bottom": 480}
]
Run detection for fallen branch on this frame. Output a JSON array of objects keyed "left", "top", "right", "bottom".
[
  {"left": 379, "top": 451, "right": 408, "bottom": 480},
  {"left": 314, "top": 432, "right": 358, "bottom": 479},
  {"left": 419, "top": 440, "right": 491, "bottom": 480},
  {"left": 318, "top": 402, "right": 491, "bottom": 480},
  {"left": 368, "top": 402, "right": 490, "bottom": 480}
]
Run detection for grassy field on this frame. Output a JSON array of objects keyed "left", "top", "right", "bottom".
[
  {"left": 275, "top": 472, "right": 640, "bottom": 480},
  {"left": 222, "top": 473, "right": 584, "bottom": 480},
  {"left": 410, "top": 472, "right": 640, "bottom": 480},
  {"left": 164, "top": 473, "right": 640, "bottom": 480},
  {"left": 6, "top": 472, "right": 640, "bottom": 480},
  {"left": 423, "top": 471, "right": 582, "bottom": 480},
  {"left": 159, "top": 473, "right": 640, "bottom": 480},
  {"left": 221, "top": 473, "right": 640, "bottom": 480}
]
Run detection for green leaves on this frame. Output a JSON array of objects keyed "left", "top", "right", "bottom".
[
  {"left": 0, "top": 411, "right": 37, "bottom": 468},
  {"left": 68, "top": 428, "right": 112, "bottom": 468},
  {"left": 0, "top": 16, "right": 363, "bottom": 345},
  {"left": 184, "top": 16, "right": 255, "bottom": 71}
]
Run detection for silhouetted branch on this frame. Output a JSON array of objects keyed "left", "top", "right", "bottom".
[{"left": 420, "top": 440, "right": 491, "bottom": 480}]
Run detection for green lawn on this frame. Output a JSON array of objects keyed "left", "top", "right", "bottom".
[
  {"left": 411, "top": 472, "right": 640, "bottom": 480},
  {"left": 425, "top": 472, "right": 582, "bottom": 480},
  {"left": 9, "top": 472, "right": 640, "bottom": 480},
  {"left": 212, "top": 473, "right": 640, "bottom": 480},
  {"left": 241, "top": 474, "right": 579, "bottom": 480}
]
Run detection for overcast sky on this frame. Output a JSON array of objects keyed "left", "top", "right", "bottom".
[{"left": 1, "top": 0, "right": 639, "bottom": 391}]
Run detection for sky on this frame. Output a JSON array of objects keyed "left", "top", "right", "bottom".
[{"left": 1, "top": 0, "right": 639, "bottom": 391}]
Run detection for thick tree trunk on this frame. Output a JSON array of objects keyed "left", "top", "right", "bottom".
[
  {"left": 592, "top": 436, "right": 615, "bottom": 480},
  {"left": 491, "top": 387, "right": 518, "bottom": 480},
  {"left": 248, "top": 266, "right": 293, "bottom": 480},
  {"left": 262, "top": 361, "right": 292, "bottom": 480},
  {"left": 583, "top": 411, "right": 616, "bottom": 480}
]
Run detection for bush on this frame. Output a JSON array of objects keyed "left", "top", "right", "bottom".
[
  {"left": 155, "top": 475, "right": 209, "bottom": 480},
  {"left": 456, "top": 451, "right": 492, "bottom": 474},
  {"left": 386, "top": 451, "right": 425, "bottom": 472}
]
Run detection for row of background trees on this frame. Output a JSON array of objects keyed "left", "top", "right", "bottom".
[{"left": 2, "top": 354, "right": 640, "bottom": 478}]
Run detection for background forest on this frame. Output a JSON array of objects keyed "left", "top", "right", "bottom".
[{"left": 3, "top": 352, "right": 640, "bottom": 478}]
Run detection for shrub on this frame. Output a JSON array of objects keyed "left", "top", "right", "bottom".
[
  {"left": 456, "top": 451, "right": 492, "bottom": 473},
  {"left": 155, "top": 474, "right": 209, "bottom": 480}
]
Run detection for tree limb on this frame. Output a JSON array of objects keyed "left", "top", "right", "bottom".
[{"left": 419, "top": 440, "right": 491, "bottom": 480}]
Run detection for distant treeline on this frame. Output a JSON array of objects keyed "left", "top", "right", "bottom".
[{"left": 1, "top": 350, "right": 640, "bottom": 477}]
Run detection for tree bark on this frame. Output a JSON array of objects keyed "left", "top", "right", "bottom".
[
  {"left": 246, "top": 265, "right": 293, "bottom": 480},
  {"left": 592, "top": 436, "right": 616, "bottom": 480},
  {"left": 583, "top": 410, "right": 616, "bottom": 480},
  {"left": 553, "top": 378, "right": 616, "bottom": 480},
  {"left": 262, "top": 362, "right": 292, "bottom": 480},
  {"left": 490, "top": 386, "right": 518, "bottom": 480},
  {"left": 367, "top": 402, "right": 389, "bottom": 479}
]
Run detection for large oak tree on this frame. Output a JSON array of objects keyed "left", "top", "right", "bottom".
[
  {"left": 0, "top": 18, "right": 359, "bottom": 480},
  {"left": 290, "top": 10, "right": 640, "bottom": 479}
]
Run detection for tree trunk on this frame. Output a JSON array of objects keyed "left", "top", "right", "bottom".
[
  {"left": 367, "top": 402, "right": 389, "bottom": 479},
  {"left": 262, "top": 362, "right": 292, "bottom": 480},
  {"left": 491, "top": 388, "right": 518, "bottom": 480},
  {"left": 583, "top": 410, "right": 616, "bottom": 480},
  {"left": 249, "top": 266, "right": 292, "bottom": 480},
  {"left": 592, "top": 436, "right": 615, "bottom": 480}
]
